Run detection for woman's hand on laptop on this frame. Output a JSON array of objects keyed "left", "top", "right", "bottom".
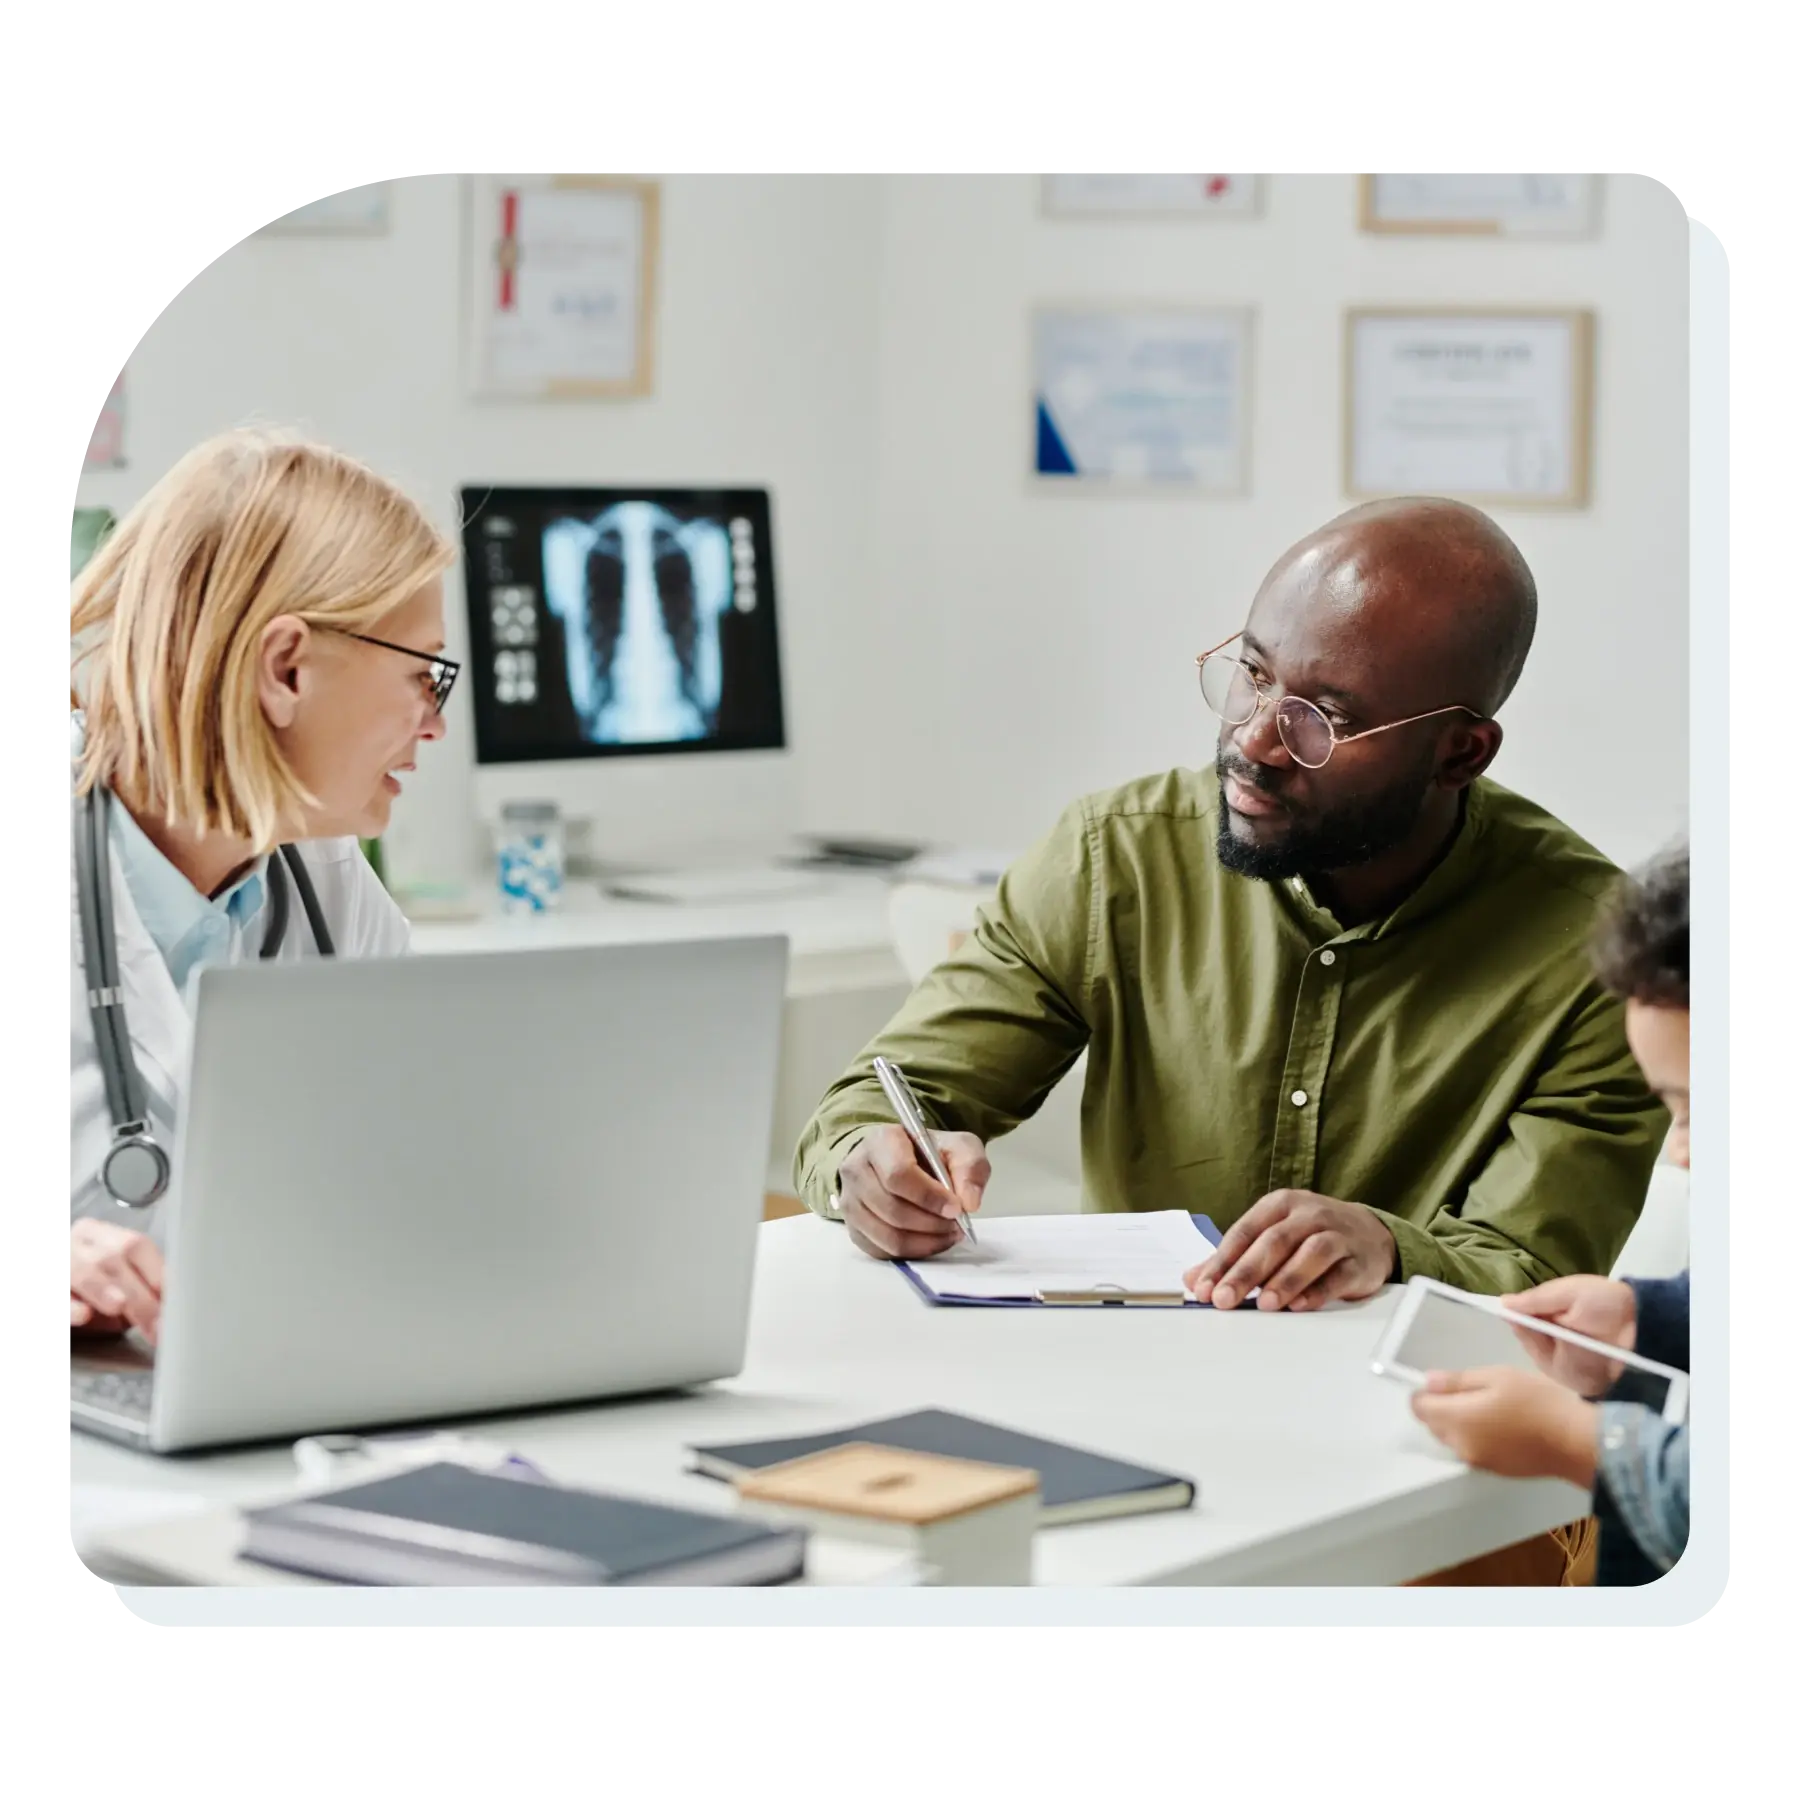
[
  {"left": 835, "top": 1125, "right": 989, "bottom": 1261},
  {"left": 70, "top": 1220, "right": 164, "bottom": 1342}
]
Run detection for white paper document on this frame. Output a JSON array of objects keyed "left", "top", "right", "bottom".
[
  {"left": 492, "top": 187, "right": 643, "bottom": 386},
  {"left": 1365, "top": 174, "right": 1596, "bottom": 237},
  {"left": 72, "top": 1483, "right": 213, "bottom": 1554},
  {"left": 1044, "top": 174, "right": 1261, "bottom": 217},
  {"left": 1032, "top": 307, "right": 1251, "bottom": 491},
  {"left": 904, "top": 849, "right": 1016, "bottom": 888},
  {"left": 904, "top": 1210, "right": 1209, "bottom": 1301}
]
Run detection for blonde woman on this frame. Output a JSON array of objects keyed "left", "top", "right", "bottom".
[{"left": 70, "top": 430, "right": 457, "bottom": 1342}]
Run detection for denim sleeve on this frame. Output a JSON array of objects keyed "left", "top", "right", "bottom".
[
  {"left": 1625, "top": 1270, "right": 1690, "bottom": 1371},
  {"left": 1594, "top": 1402, "right": 1689, "bottom": 1574}
]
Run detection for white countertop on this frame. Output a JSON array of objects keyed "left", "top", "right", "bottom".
[
  {"left": 74, "top": 1217, "right": 1584, "bottom": 1591},
  {"left": 405, "top": 870, "right": 900, "bottom": 964}
]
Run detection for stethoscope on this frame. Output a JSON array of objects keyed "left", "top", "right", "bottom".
[{"left": 75, "top": 784, "right": 335, "bottom": 1209}]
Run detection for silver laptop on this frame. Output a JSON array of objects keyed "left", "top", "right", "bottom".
[{"left": 71, "top": 936, "right": 789, "bottom": 1453}]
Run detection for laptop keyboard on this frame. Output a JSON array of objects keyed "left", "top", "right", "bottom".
[{"left": 71, "top": 1366, "right": 154, "bottom": 1422}]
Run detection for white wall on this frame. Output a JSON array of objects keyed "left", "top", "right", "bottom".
[
  {"left": 75, "top": 174, "right": 884, "bottom": 887},
  {"left": 77, "top": 173, "right": 1689, "bottom": 881},
  {"left": 854, "top": 174, "right": 1689, "bottom": 872}
]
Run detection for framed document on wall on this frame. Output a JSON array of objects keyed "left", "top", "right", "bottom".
[
  {"left": 1032, "top": 305, "right": 1252, "bottom": 493},
  {"left": 72, "top": 507, "right": 115, "bottom": 577},
  {"left": 1358, "top": 175, "right": 1599, "bottom": 238},
  {"left": 1042, "top": 175, "right": 1262, "bottom": 217},
  {"left": 465, "top": 175, "right": 660, "bottom": 399},
  {"left": 1345, "top": 309, "right": 1595, "bottom": 508},
  {"left": 260, "top": 182, "right": 392, "bottom": 235}
]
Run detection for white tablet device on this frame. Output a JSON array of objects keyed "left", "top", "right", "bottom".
[{"left": 1371, "top": 1275, "right": 1688, "bottom": 1424}]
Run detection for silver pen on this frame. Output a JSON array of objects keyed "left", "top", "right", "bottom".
[{"left": 871, "top": 1055, "right": 978, "bottom": 1245}]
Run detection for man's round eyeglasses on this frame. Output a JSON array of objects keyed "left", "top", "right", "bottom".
[
  {"left": 1195, "top": 633, "right": 1482, "bottom": 770},
  {"left": 330, "top": 631, "right": 460, "bottom": 713}
]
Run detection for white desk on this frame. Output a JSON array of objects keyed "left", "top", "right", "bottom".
[
  {"left": 406, "top": 870, "right": 904, "bottom": 1000},
  {"left": 74, "top": 1218, "right": 1585, "bottom": 1589},
  {"left": 406, "top": 873, "right": 912, "bottom": 1197}
]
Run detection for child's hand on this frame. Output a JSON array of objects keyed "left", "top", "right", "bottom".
[
  {"left": 1410, "top": 1365, "right": 1599, "bottom": 1488},
  {"left": 1502, "top": 1276, "right": 1638, "bottom": 1395}
]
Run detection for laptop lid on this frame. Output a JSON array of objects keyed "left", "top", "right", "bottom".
[{"left": 147, "top": 936, "right": 788, "bottom": 1452}]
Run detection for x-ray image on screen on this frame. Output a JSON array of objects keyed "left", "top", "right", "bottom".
[
  {"left": 542, "top": 503, "right": 730, "bottom": 745},
  {"left": 461, "top": 487, "right": 786, "bottom": 767}
]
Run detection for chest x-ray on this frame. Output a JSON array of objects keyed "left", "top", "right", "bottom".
[
  {"left": 460, "top": 486, "right": 785, "bottom": 766},
  {"left": 542, "top": 503, "right": 732, "bottom": 745}
]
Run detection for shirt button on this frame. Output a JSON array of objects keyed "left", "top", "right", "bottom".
[
  {"left": 1291, "top": 1090, "right": 1309, "bottom": 1107},
  {"left": 1319, "top": 950, "right": 1337, "bottom": 966}
]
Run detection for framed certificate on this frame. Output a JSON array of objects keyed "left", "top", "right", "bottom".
[
  {"left": 1358, "top": 175, "right": 1599, "bottom": 238},
  {"left": 1345, "top": 309, "right": 1595, "bottom": 508},
  {"left": 1042, "top": 175, "right": 1262, "bottom": 218},
  {"left": 72, "top": 507, "right": 115, "bottom": 578},
  {"left": 84, "top": 371, "right": 126, "bottom": 471},
  {"left": 465, "top": 175, "right": 660, "bottom": 399},
  {"left": 260, "top": 182, "right": 392, "bottom": 235},
  {"left": 1032, "top": 305, "right": 1252, "bottom": 493}
]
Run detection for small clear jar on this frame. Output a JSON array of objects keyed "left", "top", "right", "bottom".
[{"left": 496, "top": 801, "right": 565, "bottom": 914}]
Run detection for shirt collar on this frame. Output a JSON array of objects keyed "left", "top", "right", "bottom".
[
  {"left": 1370, "top": 782, "right": 1491, "bottom": 940},
  {"left": 107, "top": 796, "right": 269, "bottom": 993},
  {"left": 1280, "top": 783, "right": 1491, "bottom": 943}
]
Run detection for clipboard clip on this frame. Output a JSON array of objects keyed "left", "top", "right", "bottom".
[{"left": 1033, "top": 1282, "right": 1194, "bottom": 1307}]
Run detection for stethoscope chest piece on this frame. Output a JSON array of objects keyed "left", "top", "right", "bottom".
[
  {"left": 103, "top": 1128, "right": 170, "bottom": 1209},
  {"left": 76, "top": 785, "right": 333, "bottom": 1212}
]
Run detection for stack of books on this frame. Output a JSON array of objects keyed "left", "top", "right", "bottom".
[{"left": 237, "top": 1462, "right": 808, "bottom": 1587}]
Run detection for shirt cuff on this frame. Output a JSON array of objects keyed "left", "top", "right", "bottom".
[
  {"left": 1594, "top": 1401, "right": 1688, "bottom": 1574},
  {"left": 1382, "top": 1213, "right": 1435, "bottom": 1285},
  {"left": 803, "top": 1123, "right": 880, "bottom": 1222}
]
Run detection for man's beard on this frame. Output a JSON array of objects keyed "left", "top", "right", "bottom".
[{"left": 1213, "top": 747, "right": 1435, "bottom": 883}]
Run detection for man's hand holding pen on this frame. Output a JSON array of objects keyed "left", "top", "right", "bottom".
[{"left": 833, "top": 1124, "right": 989, "bottom": 1261}]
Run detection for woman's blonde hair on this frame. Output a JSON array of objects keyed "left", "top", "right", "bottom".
[{"left": 72, "top": 429, "right": 455, "bottom": 849}]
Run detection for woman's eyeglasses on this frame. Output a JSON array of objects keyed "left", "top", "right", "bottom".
[
  {"left": 1195, "top": 633, "right": 1481, "bottom": 770},
  {"left": 331, "top": 631, "right": 461, "bottom": 713}
]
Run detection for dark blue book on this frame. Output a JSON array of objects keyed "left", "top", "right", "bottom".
[
  {"left": 689, "top": 1409, "right": 1196, "bottom": 1526},
  {"left": 239, "top": 1462, "right": 807, "bottom": 1587}
]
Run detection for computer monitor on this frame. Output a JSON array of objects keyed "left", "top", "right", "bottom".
[
  {"left": 456, "top": 486, "right": 797, "bottom": 864},
  {"left": 460, "top": 486, "right": 787, "bottom": 767}
]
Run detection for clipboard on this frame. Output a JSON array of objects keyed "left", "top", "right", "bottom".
[{"left": 895, "top": 1215, "right": 1223, "bottom": 1309}]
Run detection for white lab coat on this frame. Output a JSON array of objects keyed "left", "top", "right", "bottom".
[{"left": 70, "top": 825, "right": 411, "bottom": 1241}]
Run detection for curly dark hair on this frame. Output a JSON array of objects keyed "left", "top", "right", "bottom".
[{"left": 1592, "top": 845, "right": 1689, "bottom": 1008}]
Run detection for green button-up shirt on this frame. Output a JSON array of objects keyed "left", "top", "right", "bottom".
[{"left": 794, "top": 767, "right": 1666, "bottom": 1294}]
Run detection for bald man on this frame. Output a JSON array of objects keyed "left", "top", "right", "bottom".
[{"left": 794, "top": 499, "right": 1667, "bottom": 1310}]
